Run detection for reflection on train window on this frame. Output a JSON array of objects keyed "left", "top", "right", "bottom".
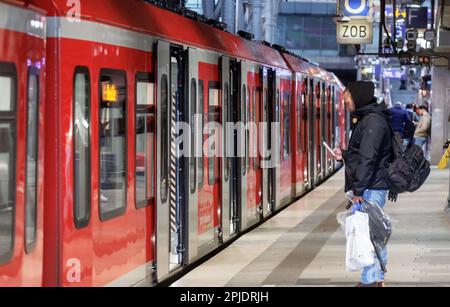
[
  {"left": 283, "top": 92, "right": 290, "bottom": 160},
  {"left": 198, "top": 80, "right": 204, "bottom": 189},
  {"left": 135, "top": 74, "right": 155, "bottom": 209},
  {"left": 208, "top": 85, "right": 220, "bottom": 186},
  {"left": 0, "top": 63, "right": 16, "bottom": 265},
  {"left": 190, "top": 79, "right": 197, "bottom": 193},
  {"left": 99, "top": 69, "right": 127, "bottom": 221},
  {"left": 160, "top": 75, "right": 169, "bottom": 203},
  {"left": 25, "top": 68, "right": 39, "bottom": 253},
  {"left": 74, "top": 67, "right": 91, "bottom": 228}
]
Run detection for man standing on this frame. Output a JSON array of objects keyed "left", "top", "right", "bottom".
[
  {"left": 389, "top": 102, "right": 411, "bottom": 138},
  {"left": 333, "top": 81, "right": 393, "bottom": 287},
  {"left": 414, "top": 105, "right": 432, "bottom": 154}
]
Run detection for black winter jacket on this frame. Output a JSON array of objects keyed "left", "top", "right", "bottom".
[{"left": 343, "top": 102, "right": 393, "bottom": 197}]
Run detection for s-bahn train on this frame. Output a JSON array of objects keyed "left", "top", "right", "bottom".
[{"left": 0, "top": 0, "right": 349, "bottom": 286}]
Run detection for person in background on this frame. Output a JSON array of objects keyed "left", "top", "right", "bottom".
[
  {"left": 389, "top": 102, "right": 411, "bottom": 138},
  {"left": 332, "top": 81, "right": 393, "bottom": 287},
  {"left": 414, "top": 105, "right": 432, "bottom": 155},
  {"left": 403, "top": 104, "right": 419, "bottom": 146}
]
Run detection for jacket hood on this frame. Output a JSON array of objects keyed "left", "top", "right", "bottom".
[
  {"left": 348, "top": 81, "right": 376, "bottom": 110},
  {"left": 352, "top": 101, "right": 391, "bottom": 122}
]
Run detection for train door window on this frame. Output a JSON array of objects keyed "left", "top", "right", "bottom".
[
  {"left": 73, "top": 67, "right": 91, "bottom": 228},
  {"left": 302, "top": 81, "right": 308, "bottom": 151},
  {"left": 224, "top": 82, "right": 229, "bottom": 182},
  {"left": 190, "top": 79, "right": 197, "bottom": 193},
  {"left": 198, "top": 80, "right": 204, "bottom": 189},
  {"left": 254, "top": 89, "right": 261, "bottom": 170},
  {"left": 208, "top": 83, "right": 220, "bottom": 186},
  {"left": 160, "top": 75, "right": 169, "bottom": 203},
  {"left": 135, "top": 73, "right": 155, "bottom": 209},
  {"left": 0, "top": 63, "right": 16, "bottom": 264},
  {"left": 99, "top": 69, "right": 127, "bottom": 221},
  {"left": 283, "top": 92, "right": 290, "bottom": 160},
  {"left": 242, "top": 84, "right": 246, "bottom": 175},
  {"left": 25, "top": 67, "right": 39, "bottom": 253},
  {"left": 247, "top": 88, "right": 251, "bottom": 172}
]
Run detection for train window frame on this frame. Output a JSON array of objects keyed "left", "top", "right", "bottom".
[
  {"left": 98, "top": 68, "right": 128, "bottom": 222},
  {"left": 302, "top": 80, "right": 308, "bottom": 152},
  {"left": 0, "top": 62, "right": 17, "bottom": 265},
  {"left": 135, "top": 72, "right": 155, "bottom": 209},
  {"left": 242, "top": 84, "right": 247, "bottom": 176},
  {"left": 73, "top": 67, "right": 92, "bottom": 229},
  {"left": 25, "top": 66, "right": 40, "bottom": 254},
  {"left": 198, "top": 79, "right": 205, "bottom": 189}
]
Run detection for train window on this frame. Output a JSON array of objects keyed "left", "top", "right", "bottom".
[
  {"left": 160, "top": 75, "right": 169, "bottom": 203},
  {"left": 135, "top": 73, "right": 155, "bottom": 209},
  {"left": 247, "top": 88, "right": 250, "bottom": 172},
  {"left": 189, "top": 79, "right": 197, "bottom": 193},
  {"left": 99, "top": 69, "right": 127, "bottom": 221},
  {"left": 0, "top": 62, "right": 16, "bottom": 265},
  {"left": 73, "top": 67, "right": 91, "bottom": 228},
  {"left": 224, "top": 82, "right": 229, "bottom": 182},
  {"left": 253, "top": 89, "right": 260, "bottom": 170},
  {"left": 302, "top": 81, "right": 308, "bottom": 152},
  {"left": 198, "top": 80, "right": 204, "bottom": 189},
  {"left": 208, "top": 84, "right": 220, "bottom": 186},
  {"left": 283, "top": 92, "right": 290, "bottom": 160},
  {"left": 25, "top": 67, "right": 39, "bottom": 253},
  {"left": 242, "top": 84, "right": 246, "bottom": 176}
]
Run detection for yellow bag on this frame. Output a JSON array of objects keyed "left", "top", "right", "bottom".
[{"left": 438, "top": 146, "right": 450, "bottom": 169}]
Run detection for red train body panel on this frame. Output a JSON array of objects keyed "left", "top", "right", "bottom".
[{"left": 0, "top": 0, "right": 349, "bottom": 287}]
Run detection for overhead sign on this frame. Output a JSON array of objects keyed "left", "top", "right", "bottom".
[
  {"left": 337, "top": 19, "right": 373, "bottom": 44},
  {"left": 343, "top": 0, "right": 373, "bottom": 17},
  {"left": 406, "top": 7, "right": 428, "bottom": 29}
]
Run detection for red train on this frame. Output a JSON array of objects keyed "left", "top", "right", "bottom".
[{"left": 0, "top": 0, "right": 349, "bottom": 286}]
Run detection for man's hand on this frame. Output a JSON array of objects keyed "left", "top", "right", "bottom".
[
  {"left": 332, "top": 148, "right": 343, "bottom": 161},
  {"left": 352, "top": 196, "right": 364, "bottom": 204}
]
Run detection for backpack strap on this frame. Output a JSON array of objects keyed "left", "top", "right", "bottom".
[{"left": 365, "top": 112, "right": 402, "bottom": 159}]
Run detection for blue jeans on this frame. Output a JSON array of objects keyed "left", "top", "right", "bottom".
[
  {"left": 360, "top": 189, "right": 388, "bottom": 284},
  {"left": 415, "top": 136, "right": 427, "bottom": 148}
]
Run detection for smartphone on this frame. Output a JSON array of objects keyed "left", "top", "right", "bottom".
[{"left": 323, "top": 142, "right": 337, "bottom": 158}]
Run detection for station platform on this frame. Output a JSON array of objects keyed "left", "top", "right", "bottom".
[{"left": 173, "top": 167, "right": 450, "bottom": 287}]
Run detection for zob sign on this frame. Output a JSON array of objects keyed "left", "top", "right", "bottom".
[{"left": 337, "top": 20, "right": 373, "bottom": 44}]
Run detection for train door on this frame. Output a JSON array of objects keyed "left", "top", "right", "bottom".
[
  {"left": 239, "top": 61, "right": 249, "bottom": 230},
  {"left": 261, "top": 67, "right": 271, "bottom": 217},
  {"left": 230, "top": 60, "right": 240, "bottom": 233},
  {"left": 272, "top": 73, "right": 281, "bottom": 211},
  {"left": 301, "top": 77, "right": 310, "bottom": 191},
  {"left": 155, "top": 41, "right": 186, "bottom": 281},
  {"left": 314, "top": 81, "right": 322, "bottom": 183},
  {"left": 320, "top": 83, "right": 327, "bottom": 177},
  {"left": 186, "top": 47, "right": 199, "bottom": 263},
  {"left": 220, "top": 55, "right": 236, "bottom": 242},
  {"left": 308, "top": 78, "right": 315, "bottom": 187}
]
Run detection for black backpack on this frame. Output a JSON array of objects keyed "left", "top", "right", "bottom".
[{"left": 385, "top": 125, "right": 431, "bottom": 194}]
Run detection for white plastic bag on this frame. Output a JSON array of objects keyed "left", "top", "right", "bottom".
[{"left": 345, "top": 211, "right": 375, "bottom": 272}]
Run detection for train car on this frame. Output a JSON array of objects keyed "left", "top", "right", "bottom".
[
  {"left": 0, "top": 0, "right": 348, "bottom": 287},
  {"left": 0, "top": 0, "right": 46, "bottom": 286}
]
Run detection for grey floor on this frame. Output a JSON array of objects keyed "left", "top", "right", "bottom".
[{"left": 173, "top": 168, "right": 450, "bottom": 287}]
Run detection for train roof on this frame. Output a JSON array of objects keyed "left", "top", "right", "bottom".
[{"left": 29, "top": 0, "right": 290, "bottom": 71}]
